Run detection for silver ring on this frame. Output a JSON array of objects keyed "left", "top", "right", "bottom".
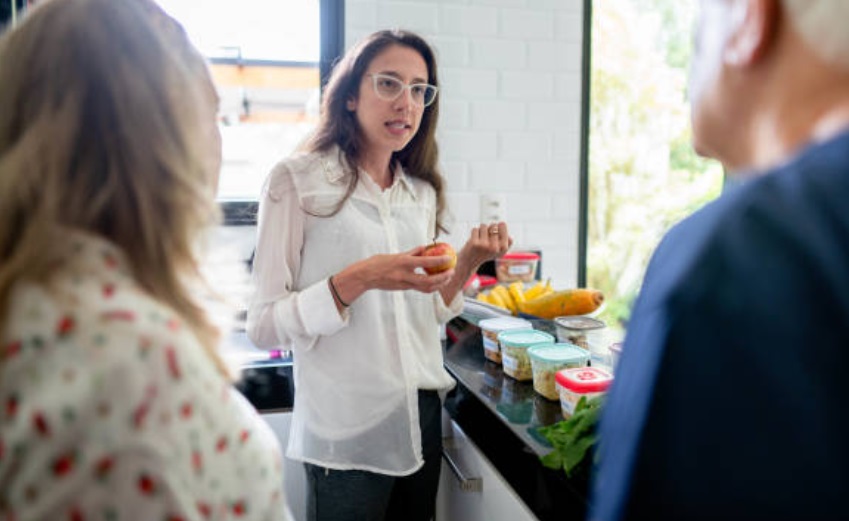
[{"left": 488, "top": 228, "right": 499, "bottom": 235}]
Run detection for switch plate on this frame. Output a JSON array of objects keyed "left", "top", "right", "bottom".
[{"left": 480, "top": 194, "right": 506, "bottom": 224}]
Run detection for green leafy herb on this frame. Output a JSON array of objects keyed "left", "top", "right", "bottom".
[{"left": 539, "top": 395, "right": 604, "bottom": 478}]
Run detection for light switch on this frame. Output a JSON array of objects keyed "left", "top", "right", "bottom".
[{"left": 480, "top": 193, "right": 506, "bottom": 223}]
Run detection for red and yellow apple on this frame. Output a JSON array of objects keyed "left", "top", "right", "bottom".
[{"left": 421, "top": 242, "right": 457, "bottom": 274}]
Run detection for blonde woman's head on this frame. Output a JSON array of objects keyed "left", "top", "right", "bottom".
[{"left": 0, "top": 0, "right": 226, "bottom": 364}]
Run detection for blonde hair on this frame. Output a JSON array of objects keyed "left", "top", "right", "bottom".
[
  {"left": 0, "top": 0, "right": 229, "bottom": 375},
  {"left": 781, "top": 0, "right": 849, "bottom": 69}
]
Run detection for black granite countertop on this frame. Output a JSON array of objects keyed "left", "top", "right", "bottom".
[{"left": 442, "top": 316, "right": 590, "bottom": 521}]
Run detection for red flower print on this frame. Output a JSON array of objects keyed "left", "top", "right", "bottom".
[
  {"left": 57, "top": 316, "right": 75, "bottom": 337},
  {"left": 215, "top": 436, "right": 228, "bottom": 453},
  {"left": 33, "top": 412, "right": 50, "bottom": 437},
  {"left": 133, "top": 385, "right": 157, "bottom": 429},
  {"left": 52, "top": 452, "right": 76, "bottom": 477},
  {"left": 137, "top": 473, "right": 156, "bottom": 495},
  {"left": 239, "top": 429, "right": 250, "bottom": 444},
  {"left": 3, "top": 340, "right": 21, "bottom": 360},
  {"left": 103, "top": 253, "right": 118, "bottom": 270},
  {"left": 196, "top": 502, "right": 212, "bottom": 518},
  {"left": 102, "top": 283, "right": 116, "bottom": 298},
  {"left": 6, "top": 394, "right": 18, "bottom": 418},
  {"left": 192, "top": 450, "right": 203, "bottom": 473},
  {"left": 232, "top": 500, "right": 246, "bottom": 517},
  {"left": 166, "top": 318, "right": 181, "bottom": 332},
  {"left": 166, "top": 346, "right": 181, "bottom": 380},
  {"left": 94, "top": 456, "right": 114, "bottom": 480},
  {"left": 180, "top": 402, "right": 193, "bottom": 419},
  {"left": 68, "top": 506, "right": 84, "bottom": 521}
]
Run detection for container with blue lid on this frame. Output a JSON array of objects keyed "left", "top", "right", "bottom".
[
  {"left": 527, "top": 343, "right": 590, "bottom": 400},
  {"left": 496, "top": 329, "right": 555, "bottom": 381}
]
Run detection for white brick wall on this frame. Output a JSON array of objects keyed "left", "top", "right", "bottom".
[{"left": 346, "top": 0, "right": 584, "bottom": 286}]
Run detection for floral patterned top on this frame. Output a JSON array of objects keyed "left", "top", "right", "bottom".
[{"left": 0, "top": 232, "right": 290, "bottom": 520}]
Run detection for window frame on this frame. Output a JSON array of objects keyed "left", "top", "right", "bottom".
[{"left": 220, "top": 0, "right": 344, "bottom": 226}]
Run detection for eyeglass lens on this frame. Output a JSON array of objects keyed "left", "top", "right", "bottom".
[{"left": 372, "top": 75, "right": 437, "bottom": 107}]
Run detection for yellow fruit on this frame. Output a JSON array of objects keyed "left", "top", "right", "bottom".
[
  {"left": 491, "top": 285, "right": 516, "bottom": 314},
  {"left": 508, "top": 282, "right": 526, "bottom": 306},
  {"left": 517, "top": 288, "right": 605, "bottom": 319},
  {"left": 522, "top": 281, "right": 547, "bottom": 301}
]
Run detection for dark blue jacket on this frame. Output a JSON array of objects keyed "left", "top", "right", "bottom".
[{"left": 591, "top": 131, "right": 849, "bottom": 521}]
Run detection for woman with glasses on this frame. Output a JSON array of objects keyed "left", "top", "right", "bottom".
[{"left": 248, "top": 29, "right": 511, "bottom": 521}]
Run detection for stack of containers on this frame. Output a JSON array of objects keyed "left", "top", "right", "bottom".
[
  {"left": 478, "top": 316, "right": 533, "bottom": 364},
  {"left": 527, "top": 344, "right": 590, "bottom": 400},
  {"left": 555, "top": 367, "right": 613, "bottom": 419},
  {"left": 496, "top": 329, "right": 555, "bottom": 381},
  {"left": 553, "top": 316, "right": 608, "bottom": 369}
]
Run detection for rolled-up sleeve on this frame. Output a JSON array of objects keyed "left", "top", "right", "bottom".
[
  {"left": 246, "top": 162, "right": 348, "bottom": 352},
  {"left": 434, "top": 290, "right": 464, "bottom": 324}
]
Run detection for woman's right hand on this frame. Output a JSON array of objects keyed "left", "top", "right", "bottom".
[{"left": 329, "top": 247, "right": 455, "bottom": 306}]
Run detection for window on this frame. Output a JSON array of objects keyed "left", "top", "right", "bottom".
[
  {"left": 581, "top": 0, "right": 724, "bottom": 339},
  {"left": 156, "top": 0, "right": 343, "bottom": 222}
]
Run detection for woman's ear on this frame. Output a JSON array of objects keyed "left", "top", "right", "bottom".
[
  {"left": 346, "top": 97, "right": 357, "bottom": 112},
  {"left": 724, "top": 0, "right": 779, "bottom": 67}
]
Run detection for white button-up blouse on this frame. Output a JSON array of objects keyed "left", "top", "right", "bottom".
[{"left": 247, "top": 147, "right": 462, "bottom": 475}]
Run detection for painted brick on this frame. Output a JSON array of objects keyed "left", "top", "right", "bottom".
[
  {"left": 344, "top": 1, "right": 377, "bottom": 29},
  {"left": 553, "top": 131, "right": 582, "bottom": 162},
  {"left": 440, "top": 5, "right": 498, "bottom": 36},
  {"left": 551, "top": 192, "right": 579, "bottom": 220},
  {"left": 470, "top": 0, "right": 528, "bottom": 7},
  {"left": 468, "top": 161, "right": 526, "bottom": 192},
  {"left": 527, "top": 102, "right": 580, "bottom": 131},
  {"left": 499, "top": 132, "right": 551, "bottom": 160},
  {"left": 441, "top": 161, "right": 470, "bottom": 191},
  {"left": 526, "top": 220, "right": 577, "bottom": 247},
  {"left": 440, "top": 130, "right": 498, "bottom": 160},
  {"left": 445, "top": 193, "right": 481, "bottom": 223},
  {"left": 540, "top": 250, "right": 578, "bottom": 287},
  {"left": 470, "top": 39, "right": 527, "bottom": 69},
  {"left": 499, "top": 9, "right": 554, "bottom": 39},
  {"left": 506, "top": 193, "right": 553, "bottom": 221},
  {"left": 556, "top": 11, "right": 583, "bottom": 42},
  {"left": 377, "top": 3, "right": 440, "bottom": 33},
  {"left": 439, "top": 99, "right": 470, "bottom": 130},
  {"left": 430, "top": 36, "right": 470, "bottom": 68},
  {"left": 471, "top": 101, "right": 526, "bottom": 130},
  {"left": 529, "top": 41, "right": 582, "bottom": 72},
  {"left": 524, "top": 163, "right": 575, "bottom": 191},
  {"left": 501, "top": 70, "right": 554, "bottom": 100},
  {"left": 555, "top": 71, "right": 583, "bottom": 102},
  {"left": 441, "top": 68, "right": 499, "bottom": 99}
]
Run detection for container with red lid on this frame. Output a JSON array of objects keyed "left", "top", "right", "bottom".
[
  {"left": 496, "top": 251, "right": 540, "bottom": 283},
  {"left": 555, "top": 367, "right": 613, "bottom": 419}
]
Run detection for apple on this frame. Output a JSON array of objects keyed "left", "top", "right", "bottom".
[{"left": 421, "top": 242, "right": 457, "bottom": 274}]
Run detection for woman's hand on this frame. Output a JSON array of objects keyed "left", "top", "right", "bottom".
[
  {"left": 439, "top": 222, "right": 513, "bottom": 305},
  {"left": 329, "top": 248, "right": 455, "bottom": 308}
]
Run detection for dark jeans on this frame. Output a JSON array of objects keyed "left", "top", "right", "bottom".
[{"left": 305, "top": 390, "right": 443, "bottom": 521}]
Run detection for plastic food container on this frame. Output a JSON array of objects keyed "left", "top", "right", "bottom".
[
  {"left": 495, "top": 252, "right": 540, "bottom": 283},
  {"left": 608, "top": 342, "right": 623, "bottom": 370},
  {"left": 553, "top": 316, "right": 607, "bottom": 367},
  {"left": 497, "top": 329, "right": 555, "bottom": 381},
  {"left": 527, "top": 344, "right": 590, "bottom": 400},
  {"left": 478, "top": 316, "right": 533, "bottom": 364},
  {"left": 555, "top": 367, "right": 613, "bottom": 419}
]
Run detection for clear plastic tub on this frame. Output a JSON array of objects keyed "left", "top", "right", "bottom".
[
  {"left": 478, "top": 316, "right": 532, "bottom": 364},
  {"left": 527, "top": 343, "right": 590, "bottom": 400},
  {"left": 495, "top": 252, "right": 540, "bottom": 283},
  {"left": 496, "top": 329, "right": 554, "bottom": 381},
  {"left": 553, "top": 316, "right": 607, "bottom": 367},
  {"left": 555, "top": 367, "right": 613, "bottom": 419}
]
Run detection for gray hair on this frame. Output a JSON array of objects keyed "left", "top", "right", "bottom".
[{"left": 782, "top": 0, "right": 849, "bottom": 68}]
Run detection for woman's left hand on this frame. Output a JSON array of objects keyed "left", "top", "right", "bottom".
[{"left": 459, "top": 221, "right": 513, "bottom": 267}]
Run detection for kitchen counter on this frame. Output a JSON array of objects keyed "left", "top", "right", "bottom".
[{"left": 442, "top": 316, "right": 590, "bottom": 521}]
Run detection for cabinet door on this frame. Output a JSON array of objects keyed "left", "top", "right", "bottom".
[
  {"left": 262, "top": 412, "right": 307, "bottom": 521},
  {"left": 436, "top": 414, "right": 538, "bottom": 521}
]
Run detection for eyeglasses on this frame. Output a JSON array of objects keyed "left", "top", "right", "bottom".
[{"left": 367, "top": 73, "right": 439, "bottom": 108}]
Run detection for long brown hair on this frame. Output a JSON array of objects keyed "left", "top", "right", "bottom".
[
  {"left": 0, "top": 0, "right": 229, "bottom": 375},
  {"left": 303, "top": 29, "right": 448, "bottom": 234}
]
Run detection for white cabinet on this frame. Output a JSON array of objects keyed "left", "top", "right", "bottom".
[
  {"left": 436, "top": 413, "right": 538, "bottom": 521},
  {"left": 261, "top": 412, "right": 307, "bottom": 521}
]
